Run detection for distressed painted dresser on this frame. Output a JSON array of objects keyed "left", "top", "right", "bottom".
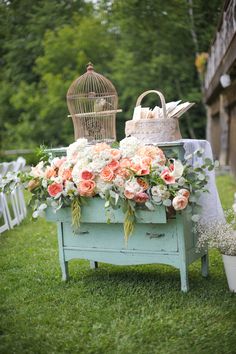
[{"left": 46, "top": 142, "right": 208, "bottom": 292}]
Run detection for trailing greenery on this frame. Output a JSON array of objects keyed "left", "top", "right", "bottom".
[
  {"left": 123, "top": 200, "right": 135, "bottom": 245},
  {"left": 71, "top": 197, "right": 81, "bottom": 229},
  {"left": 0, "top": 176, "right": 236, "bottom": 354}
]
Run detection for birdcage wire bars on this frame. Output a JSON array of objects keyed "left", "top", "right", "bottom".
[{"left": 67, "top": 63, "right": 121, "bottom": 143}]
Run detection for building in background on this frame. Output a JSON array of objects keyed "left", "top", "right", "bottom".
[{"left": 204, "top": 0, "right": 236, "bottom": 176}]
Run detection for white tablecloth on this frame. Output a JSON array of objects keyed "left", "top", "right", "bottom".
[{"left": 181, "top": 139, "right": 225, "bottom": 224}]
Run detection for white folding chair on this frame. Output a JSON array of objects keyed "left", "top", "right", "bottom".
[
  {"left": 0, "top": 163, "right": 11, "bottom": 234},
  {"left": 3, "top": 162, "right": 20, "bottom": 228},
  {"left": 14, "top": 157, "right": 27, "bottom": 221}
]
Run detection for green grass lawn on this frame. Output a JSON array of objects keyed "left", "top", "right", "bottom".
[{"left": 0, "top": 176, "right": 236, "bottom": 354}]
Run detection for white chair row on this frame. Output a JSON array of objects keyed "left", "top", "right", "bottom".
[{"left": 0, "top": 157, "right": 27, "bottom": 234}]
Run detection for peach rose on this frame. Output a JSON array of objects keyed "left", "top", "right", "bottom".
[
  {"left": 94, "top": 142, "right": 110, "bottom": 153},
  {"left": 140, "top": 156, "right": 152, "bottom": 168},
  {"left": 100, "top": 166, "right": 114, "bottom": 181},
  {"left": 172, "top": 195, "right": 188, "bottom": 211},
  {"left": 47, "top": 182, "right": 63, "bottom": 198},
  {"left": 177, "top": 188, "right": 190, "bottom": 199},
  {"left": 44, "top": 166, "right": 57, "bottom": 179},
  {"left": 78, "top": 180, "right": 96, "bottom": 197},
  {"left": 119, "top": 158, "right": 132, "bottom": 169},
  {"left": 124, "top": 190, "right": 135, "bottom": 200},
  {"left": 116, "top": 167, "right": 132, "bottom": 179},
  {"left": 80, "top": 169, "right": 95, "bottom": 181},
  {"left": 160, "top": 168, "right": 175, "bottom": 184},
  {"left": 110, "top": 148, "right": 121, "bottom": 160},
  {"left": 134, "top": 192, "right": 149, "bottom": 204},
  {"left": 61, "top": 168, "right": 72, "bottom": 181},
  {"left": 107, "top": 160, "right": 120, "bottom": 171}
]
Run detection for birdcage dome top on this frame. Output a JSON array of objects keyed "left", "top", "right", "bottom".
[
  {"left": 66, "top": 63, "right": 121, "bottom": 143},
  {"left": 67, "top": 62, "right": 117, "bottom": 98}
]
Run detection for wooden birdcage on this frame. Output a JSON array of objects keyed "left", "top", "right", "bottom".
[{"left": 67, "top": 63, "right": 121, "bottom": 143}]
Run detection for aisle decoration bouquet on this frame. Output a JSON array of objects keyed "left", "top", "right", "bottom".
[{"left": 1, "top": 137, "right": 214, "bottom": 243}]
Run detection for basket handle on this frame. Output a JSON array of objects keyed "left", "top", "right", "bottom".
[{"left": 135, "top": 90, "right": 167, "bottom": 119}]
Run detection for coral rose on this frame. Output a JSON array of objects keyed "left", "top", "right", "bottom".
[
  {"left": 80, "top": 169, "right": 95, "bottom": 181},
  {"left": 172, "top": 195, "right": 188, "bottom": 210},
  {"left": 134, "top": 192, "right": 149, "bottom": 204},
  {"left": 47, "top": 182, "right": 63, "bottom": 198},
  {"left": 100, "top": 166, "right": 114, "bottom": 181},
  {"left": 107, "top": 160, "right": 120, "bottom": 171},
  {"left": 44, "top": 166, "right": 57, "bottom": 179},
  {"left": 160, "top": 168, "right": 175, "bottom": 184},
  {"left": 78, "top": 180, "right": 96, "bottom": 197}
]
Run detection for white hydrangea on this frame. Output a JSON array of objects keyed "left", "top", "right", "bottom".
[
  {"left": 63, "top": 181, "right": 78, "bottom": 196},
  {"left": 95, "top": 178, "right": 112, "bottom": 196},
  {"left": 30, "top": 161, "right": 44, "bottom": 178},
  {"left": 124, "top": 178, "right": 143, "bottom": 194},
  {"left": 66, "top": 138, "right": 88, "bottom": 163},
  {"left": 87, "top": 159, "right": 107, "bottom": 173},
  {"left": 151, "top": 185, "right": 170, "bottom": 202},
  {"left": 119, "top": 137, "right": 141, "bottom": 158}
]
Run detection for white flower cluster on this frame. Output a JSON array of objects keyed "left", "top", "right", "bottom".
[{"left": 197, "top": 211, "right": 236, "bottom": 256}]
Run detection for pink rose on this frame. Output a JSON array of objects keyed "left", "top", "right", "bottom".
[
  {"left": 107, "top": 160, "right": 120, "bottom": 171},
  {"left": 78, "top": 180, "right": 96, "bottom": 197},
  {"left": 177, "top": 189, "right": 190, "bottom": 199},
  {"left": 80, "top": 169, "right": 95, "bottom": 181},
  {"left": 100, "top": 166, "right": 114, "bottom": 181},
  {"left": 47, "top": 182, "right": 63, "bottom": 198},
  {"left": 160, "top": 168, "right": 175, "bottom": 184},
  {"left": 131, "top": 163, "right": 150, "bottom": 176},
  {"left": 172, "top": 195, "right": 188, "bottom": 210},
  {"left": 134, "top": 192, "right": 149, "bottom": 204},
  {"left": 44, "top": 166, "right": 57, "bottom": 179}
]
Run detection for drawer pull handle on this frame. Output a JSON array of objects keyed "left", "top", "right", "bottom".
[
  {"left": 146, "top": 232, "right": 165, "bottom": 239},
  {"left": 74, "top": 230, "right": 89, "bottom": 235}
]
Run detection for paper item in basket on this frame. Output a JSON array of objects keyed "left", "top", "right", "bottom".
[{"left": 132, "top": 101, "right": 195, "bottom": 120}]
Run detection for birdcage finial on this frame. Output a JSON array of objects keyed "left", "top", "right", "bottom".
[{"left": 87, "top": 62, "right": 94, "bottom": 72}]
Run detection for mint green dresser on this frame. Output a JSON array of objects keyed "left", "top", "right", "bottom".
[{"left": 46, "top": 142, "right": 208, "bottom": 292}]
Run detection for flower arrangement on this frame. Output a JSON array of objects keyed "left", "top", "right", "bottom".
[
  {"left": 1, "top": 137, "right": 214, "bottom": 243},
  {"left": 197, "top": 210, "right": 236, "bottom": 256}
]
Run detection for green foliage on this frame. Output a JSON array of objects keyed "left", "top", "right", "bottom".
[
  {"left": 216, "top": 175, "right": 236, "bottom": 210},
  {"left": 0, "top": 0, "right": 223, "bottom": 150}
]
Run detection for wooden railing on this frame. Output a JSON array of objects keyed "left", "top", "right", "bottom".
[{"left": 204, "top": 0, "right": 236, "bottom": 90}]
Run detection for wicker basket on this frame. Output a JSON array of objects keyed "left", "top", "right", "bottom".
[{"left": 125, "top": 90, "right": 182, "bottom": 144}]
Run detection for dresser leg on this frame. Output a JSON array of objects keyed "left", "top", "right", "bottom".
[
  {"left": 180, "top": 265, "right": 189, "bottom": 292},
  {"left": 61, "top": 261, "right": 69, "bottom": 281},
  {"left": 90, "top": 261, "right": 98, "bottom": 269},
  {"left": 201, "top": 253, "right": 209, "bottom": 277}
]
